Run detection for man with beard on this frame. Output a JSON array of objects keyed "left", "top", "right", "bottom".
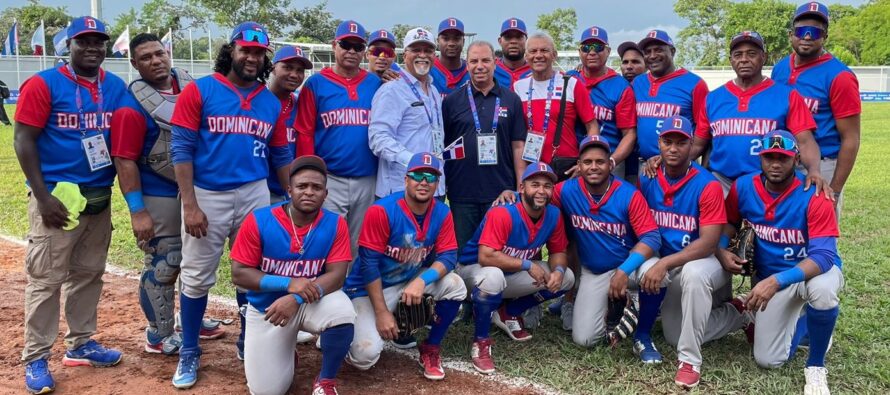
[
  {"left": 720, "top": 130, "right": 842, "bottom": 395},
  {"left": 457, "top": 162, "right": 574, "bottom": 373},
  {"left": 772, "top": 2, "right": 861, "bottom": 217},
  {"left": 494, "top": 17, "right": 532, "bottom": 91},
  {"left": 268, "top": 46, "right": 313, "bottom": 203},
  {"left": 344, "top": 153, "right": 466, "bottom": 381},
  {"left": 618, "top": 41, "right": 646, "bottom": 83},
  {"left": 430, "top": 17, "right": 469, "bottom": 97},
  {"left": 168, "top": 21, "right": 291, "bottom": 389},
  {"left": 366, "top": 29, "right": 400, "bottom": 81}
]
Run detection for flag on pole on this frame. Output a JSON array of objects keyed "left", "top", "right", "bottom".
[
  {"left": 1, "top": 21, "right": 18, "bottom": 57},
  {"left": 441, "top": 136, "right": 466, "bottom": 160},
  {"left": 112, "top": 26, "right": 130, "bottom": 57},
  {"left": 161, "top": 29, "right": 173, "bottom": 55},
  {"left": 31, "top": 20, "right": 45, "bottom": 56},
  {"left": 53, "top": 22, "right": 69, "bottom": 56}
]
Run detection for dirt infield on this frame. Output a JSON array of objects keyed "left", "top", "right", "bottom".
[{"left": 0, "top": 240, "right": 540, "bottom": 394}]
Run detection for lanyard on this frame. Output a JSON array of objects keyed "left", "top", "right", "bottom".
[
  {"left": 466, "top": 84, "right": 500, "bottom": 134},
  {"left": 400, "top": 71, "right": 440, "bottom": 129},
  {"left": 526, "top": 73, "right": 556, "bottom": 133},
  {"left": 67, "top": 63, "right": 105, "bottom": 137}
]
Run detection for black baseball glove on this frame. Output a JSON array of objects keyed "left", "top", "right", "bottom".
[
  {"left": 395, "top": 294, "right": 436, "bottom": 337},
  {"left": 729, "top": 219, "right": 757, "bottom": 277},
  {"left": 605, "top": 299, "right": 639, "bottom": 348}
]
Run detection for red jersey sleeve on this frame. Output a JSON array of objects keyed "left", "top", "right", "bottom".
[
  {"left": 110, "top": 106, "right": 149, "bottom": 160},
  {"left": 698, "top": 181, "right": 727, "bottom": 226},
  {"left": 170, "top": 82, "right": 203, "bottom": 131},
  {"left": 573, "top": 79, "right": 597, "bottom": 124},
  {"left": 628, "top": 191, "right": 658, "bottom": 236},
  {"left": 829, "top": 71, "right": 861, "bottom": 119},
  {"left": 807, "top": 194, "right": 840, "bottom": 239},
  {"left": 435, "top": 211, "right": 459, "bottom": 254},
  {"left": 357, "top": 205, "right": 390, "bottom": 253},
  {"left": 326, "top": 217, "right": 353, "bottom": 264},
  {"left": 724, "top": 182, "right": 741, "bottom": 225},
  {"left": 691, "top": 79, "right": 709, "bottom": 132},
  {"left": 787, "top": 90, "right": 817, "bottom": 135},
  {"left": 230, "top": 213, "right": 263, "bottom": 267},
  {"left": 615, "top": 86, "right": 637, "bottom": 129},
  {"left": 14, "top": 76, "right": 52, "bottom": 129},
  {"left": 269, "top": 112, "right": 289, "bottom": 148},
  {"left": 478, "top": 207, "right": 512, "bottom": 252},
  {"left": 545, "top": 214, "right": 569, "bottom": 254},
  {"left": 551, "top": 182, "right": 565, "bottom": 208},
  {"left": 694, "top": 94, "right": 712, "bottom": 140},
  {"left": 294, "top": 87, "right": 317, "bottom": 156}
]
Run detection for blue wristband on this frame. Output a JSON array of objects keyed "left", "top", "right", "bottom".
[
  {"left": 554, "top": 266, "right": 566, "bottom": 274},
  {"left": 293, "top": 294, "right": 304, "bottom": 304},
  {"left": 618, "top": 252, "right": 646, "bottom": 276},
  {"left": 419, "top": 268, "right": 440, "bottom": 285},
  {"left": 259, "top": 275, "right": 291, "bottom": 292},
  {"left": 124, "top": 191, "right": 146, "bottom": 213},
  {"left": 774, "top": 267, "right": 806, "bottom": 289},
  {"left": 719, "top": 234, "right": 730, "bottom": 249},
  {"left": 313, "top": 282, "right": 325, "bottom": 297},
  {"left": 521, "top": 259, "right": 533, "bottom": 271}
]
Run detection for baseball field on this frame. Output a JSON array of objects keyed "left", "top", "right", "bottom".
[{"left": 0, "top": 103, "right": 888, "bottom": 394}]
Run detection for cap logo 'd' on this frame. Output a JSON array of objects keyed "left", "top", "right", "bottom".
[
  {"left": 743, "top": 31, "right": 751, "bottom": 37},
  {"left": 539, "top": 163, "right": 548, "bottom": 172},
  {"left": 380, "top": 30, "right": 387, "bottom": 38},
  {"left": 449, "top": 18, "right": 457, "bottom": 27},
  {"left": 810, "top": 2, "right": 820, "bottom": 11},
  {"left": 510, "top": 19, "right": 518, "bottom": 28},
  {"left": 85, "top": 18, "right": 96, "bottom": 29},
  {"left": 349, "top": 23, "right": 358, "bottom": 34},
  {"left": 673, "top": 118, "right": 683, "bottom": 129},
  {"left": 423, "top": 154, "right": 432, "bottom": 165},
  {"left": 294, "top": 47, "right": 303, "bottom": 56},
  {"left": 648, "top": 30, "right": 657, "bottom": 38},
  {"left": 591, "top": 27, "right": 599, "bottom": 36}
]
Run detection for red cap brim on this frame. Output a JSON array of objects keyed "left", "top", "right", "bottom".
[
  {"left": 759, "top": 148, "right": 797, "bottom": 157},
  {"left": 407, "top": 166, "right": 441, "bottom": 176},
  {"left": 234, "top": 40, "right": 270, "bottom": 50}
]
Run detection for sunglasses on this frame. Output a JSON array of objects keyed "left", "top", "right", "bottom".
[
  {"left": 792, "top": 26, "right": 825, "bottom": 40},
  {"left": 407, "top": 172, "right": 439, "bottom": 183},
  {"left": 763, "top": 135, "right": 798, "bottom": 151},
  {"left": 237, "top": 29, "right": 270, "bottom": 46},
  {"left": 369, "top": 46, "right": 395, "bottom": 58},
  {"left": 337, "top": 40, "right": 366, "bottom": 53},
  {"left": 580, "top": 42, "right": 606, "bottom": 54}
]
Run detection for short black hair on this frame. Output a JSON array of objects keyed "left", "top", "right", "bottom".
[{"left": 130, "top": 33, "right": 162, "bottom": 55}]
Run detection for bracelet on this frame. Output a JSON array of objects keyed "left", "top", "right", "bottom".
[
  {"left": 554, "top": 266, "right": 566, "bottom": 274},
  {"left": 124, "top": 190, "right": 146, "bottom": 213},
  {"left": 312, "top": 282, "right": 325, "bottom": 297}
]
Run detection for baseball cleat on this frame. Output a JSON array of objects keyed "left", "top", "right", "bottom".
[
  {"left": 174, "top": 313, "right": 227, "bottom": 340},
  {"left": 393, "top": 333, "right": 418, "bottom": 349},
  {"left": 172, "top": 350, "right": 200, "bottom": 389},
  {"left": 730, "top": 294, "right": 755, "bottom": 344},
  {"left": 633, "top": 338, "right": 663, "bottom": 364},
  {"left": 560, "top": 301, "right": 574, "bottom": 331},
  {"left": 312, "top": 377, "right": 339, "bottom": 395},
  {"left": 145, "top": 328, "right": 182, "bottom": 355},
  {"left": 24, "top": 358, "right": 55, "bottom": 394},
  {"left": 418, "top": 343, "right": 445, "bottom": 380},
  {"left": 471, "top": 338, "right": 496, "bottom": 374},
  {"left": 804, "top": 366, "right": 830, "bottom": 395},
  {"left": 62, "top": 340, "right": 122, "bottom": 367},
  {"left": 522, "top": 305, "right": 543, "bottom": 330},
  {"left": 492, "top": 306, "right": 532, "bottom": 341},
  {"left": 674, "top": 361, "right": 701, "bottom": 389}
]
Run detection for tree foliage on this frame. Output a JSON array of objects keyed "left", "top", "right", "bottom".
[
  {"left": 287, "top": 1, "right": 341, "bottom": 43},
  {"left": 722, "top": 0, "right": 796, "bottom": 65},
  {"left": 536, "top": 8, "right": 578, "bottom": 50},
  {"left": 829, "top": 0, "right": 890, "bottom": 65},
  {"left": 674, "top": 0, "right": 730, "bottom": 66}
]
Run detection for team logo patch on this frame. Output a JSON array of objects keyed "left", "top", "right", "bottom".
[
  {"left": 85, "top": 18, "right": 96, "bottom": 29},
  {"left": 809, "top": 2, "right": 820, "bottom": 11},
  {"left": 423, "top": 154, "right": 432, "bottom": 165},
  {"left": 743, "top": 31, "right": 751, "bottom": 37},
  {"left": 498, "top": 106, "right": 508, "bottom": 118},
  {"left": 539, "top": 163, "right": 548, "bottom": 172},
  {"left": 673, "top": 118, "right": 683, "bottom": 129},
  {"left": 510, "top": 19, "right": 518, "bottom": 28},
  {"left": 591, "top": 27, "right": 599, "bottom": 36},
  {"left": 414, "top": 29, "right": 430, "bottom": 40},
  {"left": 449, "top": 18, "right": 457, "bottom": 27},
  {"left": 648, "top": 30, "right": 657, "bottom": 38},
  {"left": 349, "top": 23, "right": 358, "bottom": 34},
  {"left": 380, "top": 30, "right": 387, "bottom": 38}
]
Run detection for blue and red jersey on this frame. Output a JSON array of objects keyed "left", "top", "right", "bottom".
[
  {"left": 725, "top": 172, "right": 840, "bottom": 278},
  {"left": 459, "top": 201, "right": 568, "bottom": 267},
  {"left": 552, "top": 176, "right": 659, "bottom": 273},
  {"left": 771, "top": 53, "right": 861, "bottom": 159},
  {"left": 430, "top": 58, "right": 469, "bottom": 97},
  {"left": 294, "top": 67, "right": 381, "bottom": 177},
  {"left": 494, "top": 58, "right": 531, "bottom": 91},
  {"left": 230, "top": 203, "right": 352, "bottom": 313},
  {"left": 344, "top": 192, "right": 458, "bottom": 298},
  {"left": 170, "top": 73, "right": 288, "bottom": 191},
  {"left": 267, "top": 92, "right": 298, "bottom": 197},
  {"left": 696, "top": 79, "right": 816, "bottom": 180},
  {"left": 633, "top": 68, "right": 708, "bottom": 159},
  {"left": 638, "top": 162, "right": 726, "bottom": 256},
  {"left": 15, "top": 65, "right": 138, "bottom": 188},
  {"left": 566, "top": 68, "right": 637, "bottom": 151}
]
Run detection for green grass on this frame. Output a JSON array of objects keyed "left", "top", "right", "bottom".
[{"left": 2, "top": 103, "right": 889, "bottom": 393}]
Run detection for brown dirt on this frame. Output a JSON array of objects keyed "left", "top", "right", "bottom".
[{"left": 0, "top": 240, "right": 540, "bottom": 394}]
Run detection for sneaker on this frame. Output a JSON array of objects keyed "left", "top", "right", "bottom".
[
  {"left": 145, "top": 328, "right": 182, "bottom": 355},
  {"left": 491, "top": 306, "right": 532, "bottom": 341},
  {"left": 296, "top": 331, "right": 315, "bottom": 344},
  {"left": 674, "top": 361, "right": 701, "bottom": 389},
  {"left": 174, "top": 313, "right": 226, "bottom": 340},
  {"left": 418, "top": 343, "right": 445, "bottom": 380},
  {"left": 633, "top": 338, "right": 663, "bottom": 364},
  {"left": 315, "top": 336, "right": 322, "bottom": 350},
  {"left": 561, "top": 301, "right": 574, "bottom": 331},
  {"left": 471, "top": 338, "right": 495, "bottom": 374},
  {"left": 804, "top": 366, "right": 830, "bottom": 395},
  {"left": 62, "top": 340, "right": 122, "bottom": 367},
  {"left": 548, "top": 296, "right": 564, "bottom": 316},
  {"left": 172, "top": 350, "right": 200, "bottom": 389},
  {"left": 392, "top": 334, "right": 417, "bottom": 349},
  {"left": 236, "top": 346, "right": 244, "bottom": 362},
  {"left": 312, "top": 377, "right": 339, "bottom": 395},
  {"left": 522, "top": 305, "right": 543, "bottom": 330},
  {"left": 24, "top": 358, "right": 55, "bottom": 394}
]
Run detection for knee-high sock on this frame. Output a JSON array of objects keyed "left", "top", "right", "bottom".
[
  {"left": 805, "top": 305, "right": 839, "bottom": 367},
  {"left": 236, "top": 291, "right": 248, "bottom": 351},
  {"left": 426, "top": 300, "right": 461, "bottom": 345},
  {"left": 634, "top": 287, "right": 667, "bottom": 341},
  {"left": 472, "top": 288, "right": 503, "bottom": 340},
  {"left": 505, "top": 290, "right": 565, "bottom": 316},
  {"left": 319, "top": 324, "right": 354, "bottom": 379},
  {"left": 180, "top": 293, "right": 208, "bottom": 351},
  {"left": 788, "top": 313, "right": 809, "bottom": 361}
]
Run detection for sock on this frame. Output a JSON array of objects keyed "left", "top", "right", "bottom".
[
  {"left": 426, "top": 300, "right": 461, "bottom": 345},
  {"left": 472, "top": 288, "right": 502, "bottom": 340},
  {"left": 319, "top": 324, "right": 354, "bottom": 379},
  {"left": 805, "top": 305, "right": 839, "bottom": 367},
  {"left": 236, "top": 291, "right": 248, "bottom": 352},
  {"left": 788, "top": 313, "right": 809, "bottom": 360},
  {"left": 180, "top": 293, "right": 208, "bottom": 351},
  {"left": 504, "top": 290, "right": 565, "bottom": 317},
  {"left": 634, "top": 287, "right": 667, "bottom": 341}
]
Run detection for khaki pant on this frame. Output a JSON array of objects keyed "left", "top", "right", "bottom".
[{"left": 22, "top": 194, "right": 112, "bottom": 363}]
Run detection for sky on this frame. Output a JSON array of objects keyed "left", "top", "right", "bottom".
[{"left": 4, "top": 0, "right": 870, "bottom": 46}]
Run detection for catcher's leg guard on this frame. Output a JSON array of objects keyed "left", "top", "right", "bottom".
[{"left": 139, "top": 236, "right": 183, "bottom": 337}]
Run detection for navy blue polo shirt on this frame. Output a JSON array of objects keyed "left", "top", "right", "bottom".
[{"left": 442, "top": 80, "right": 527, "bottom": 204}]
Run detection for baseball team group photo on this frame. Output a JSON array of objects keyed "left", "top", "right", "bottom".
[{"left": 0, "top": 0, "right": 888, "bottom": 394}]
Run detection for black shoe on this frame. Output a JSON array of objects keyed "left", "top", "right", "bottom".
[{"left": 392, "top": 334, "right": 417, "bottom": 349}]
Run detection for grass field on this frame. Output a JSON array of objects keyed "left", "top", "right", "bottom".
[{"left": 1, "top": 103, "right": 888, "bottom": 394}]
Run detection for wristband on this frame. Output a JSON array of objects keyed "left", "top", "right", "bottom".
[
  {"left": 259, "top": 275, "right": 291, "bottom": 292},
  {"left": 312, "top": 282, "right": 325, "bottom": 297},
  {"left": 774, "top": 267, "right": 806, "bottom": 289},
  {"left": 554, "top": 266, "right": 566, "bottom": 274},
  {"left": 419, "top": 268, "right": 440, "bottom": 285},
  {"left": 521, "top": 259, "right": 533, "bottom": 271},
  {"left": 719, "top": 234, "right": 730, "bottom": 249},
  {"left": 292, "top": 294, "right": 304, "bottom": 304},
  {"left": 124, "top": 191, "right": 146, "bottom": 213},
  {"left": 618, "top": 252, "right": 646, "bottom": 276}
]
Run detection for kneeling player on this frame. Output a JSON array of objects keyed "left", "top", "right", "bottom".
[
  {"left": 719, "top": 131, "right": 842, "bottom": 395},
  {"left": 230, "top": 156, "right": 355, "bottom": 395},
  {"left": 345, "top": 153, "right": 467, "bottom": 380},
  {"left": 458, "top": 162, "right": 575, "bottom": 374}
]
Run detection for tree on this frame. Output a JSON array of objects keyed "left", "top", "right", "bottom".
[
  {"left": 0, "top": 0, "right": 72, "bottom": 56},
  {"left": 391, "top": 24, "right": 414, "bottom": 44},
  {"left": 829, "top": 0, "right": 890, "bottom": 65},
  {"left": 536, "top": 8, "right": 578, "bottom": 50},
  {"left": 674, "top": 0, "right": 730, "bottom": 66},
  {"left": 287, "top": 1, "right": 341, "bottom": 43},
  {"left": 194, "top": 0, "right": 293, "bottom": 38},
  {"left": 722, "top": 0, "right": 796, "bottom": 65},
  {"left": 107, "top": 8, "right": 138, "bottom": 45}
]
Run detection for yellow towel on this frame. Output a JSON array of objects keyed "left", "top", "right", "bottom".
[{"left": 50, "top": 182, "right": 87, "bottom": 230}]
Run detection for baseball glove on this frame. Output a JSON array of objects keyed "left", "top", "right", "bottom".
[
  {"left": 395, "top": 294, "right": 436, "bottom": 337},
  {"left": 729, "top": 220, "right": 756, "bottom": 277},
  {"left": 604, "top": 299, "right": 639, "bottom": 348}
]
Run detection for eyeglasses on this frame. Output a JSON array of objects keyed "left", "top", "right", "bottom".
[
  {"left": 337, "top": 40, "right": 366, "bottom": 53},
  {"left": 407, "top": 172, "right": 439, "bottom": 183},
  {"left": 236, "top": 29, "right": 270, "bottom": 46},
  {"left": 763, "top": 135, "right": 798, "bottom": 152},
  {"left": 580, "top": 42, "right": 606, "bottom": 54},
  {"left": 369, "top": 46, "right": 395, "bottom": 58},
  {"left": 792, "top": 26, "right": 825, "bottom": 40}
]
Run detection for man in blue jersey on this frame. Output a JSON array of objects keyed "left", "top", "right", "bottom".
[
  {"left": 431, "top": 18, "right": 469, "bottom": 97},
  {"left": 268, "top": 46, "right": 312, "bottom": 203},
  {"left": 366, "top": 29, "right": 400, "bottom": 81},
  {"left": 494, "top": 18, "right": 531, "bottom": 90}
]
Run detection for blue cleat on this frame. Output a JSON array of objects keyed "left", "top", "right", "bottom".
[
  {"left": 62, "top": 340, "right": 122, "bottom": 367},
  {"left": 24, "top": 358, "right": 55, "bottom": 394},
  {"left": 172, "top": 349, "right": 201, "bottom": 389},
  {"left": 633, "top": 338, "right": 663, "bottom": 364}
]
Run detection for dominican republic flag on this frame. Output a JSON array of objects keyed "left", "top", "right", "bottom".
[
  {"left": 441, "top": 136, "right": 465, "bottom": 161},
  {"left": 161, "top": 29, "right": 173, "bottom": 55},
  {"left": 30, "top": 21, "right": 45, "bottom": 56},
  {"left": 1, "top": 21, "right": 18, "bottom": 57},
  {"left": 112, "top": 27, "right": 130, "bottom": 57},
  {"left": 53, "top": 25, "right": 68, "bottom": 56}
]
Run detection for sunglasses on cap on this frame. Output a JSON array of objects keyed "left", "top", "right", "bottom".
[
  {"left": 236, "top": 29, "right": 270, "bottom": 46},
  {"left": 407, "top": 172, "right": 439, "bottom": 183},
  {"left": 792, "top": 26, "right": 825, "bottom": 40},
  {"left": 763, "top": 135, "right": 798, "bottom": 151},
  {"left": 369, "top": 46, "right": 396, "bottom": 58},
  {"left": 337, "top": 40, "right": 366, "bottom": 53},
  {"left": 580, "top": 42, "right": 606, "bottom": 54}
]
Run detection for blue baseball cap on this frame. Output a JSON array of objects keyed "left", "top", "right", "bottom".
[
  {"left": 730, "top": 31, "right": 766, "bottom": 51},
  {"left": 638, "top": 29, "right": 675, "bottom": 49},
  {"left": 794, "top": 2, "right": 830, "bottom": 24},
  {"left": 522, "top": 162, "right": 558, "bottom": 183},
  {"left": 272, "top": 46, "right": 313, "bottom": 69},
  {"left": 369, "top": 29, "right": 396, "bottom": 46},
  {"left": 231, "top": 21, "right": 270, "bottom": 50},
  {"left": 659, "top": 115, "right": 694, "bottom": 139},
  {"left": 580, "top": 26, "right": 609, "bottom": 45},
  {"left": 500, "top": 17, "right": 527, "bottom": 36},
  {"left": 335, "top": 20, "right": 367, "bottom": 42},
  {"left": 760, "top": 130, "right": 799, "bottom": 157},
  {"left": 68, "top": 16, "right": 109, "bottom": 40},
  {"left": 407, "top": 152, "right": 442, "bottom": 175},
  {"left": 579, "top": 135, "right": 612, "bottom": 154},
  {"left": 438, "top": 17, "right": 465, "bottom": 36}
]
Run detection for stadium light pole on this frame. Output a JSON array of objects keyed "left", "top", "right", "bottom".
[{"left": 91, "top": 0, "right": 103, "bottom": 20}]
